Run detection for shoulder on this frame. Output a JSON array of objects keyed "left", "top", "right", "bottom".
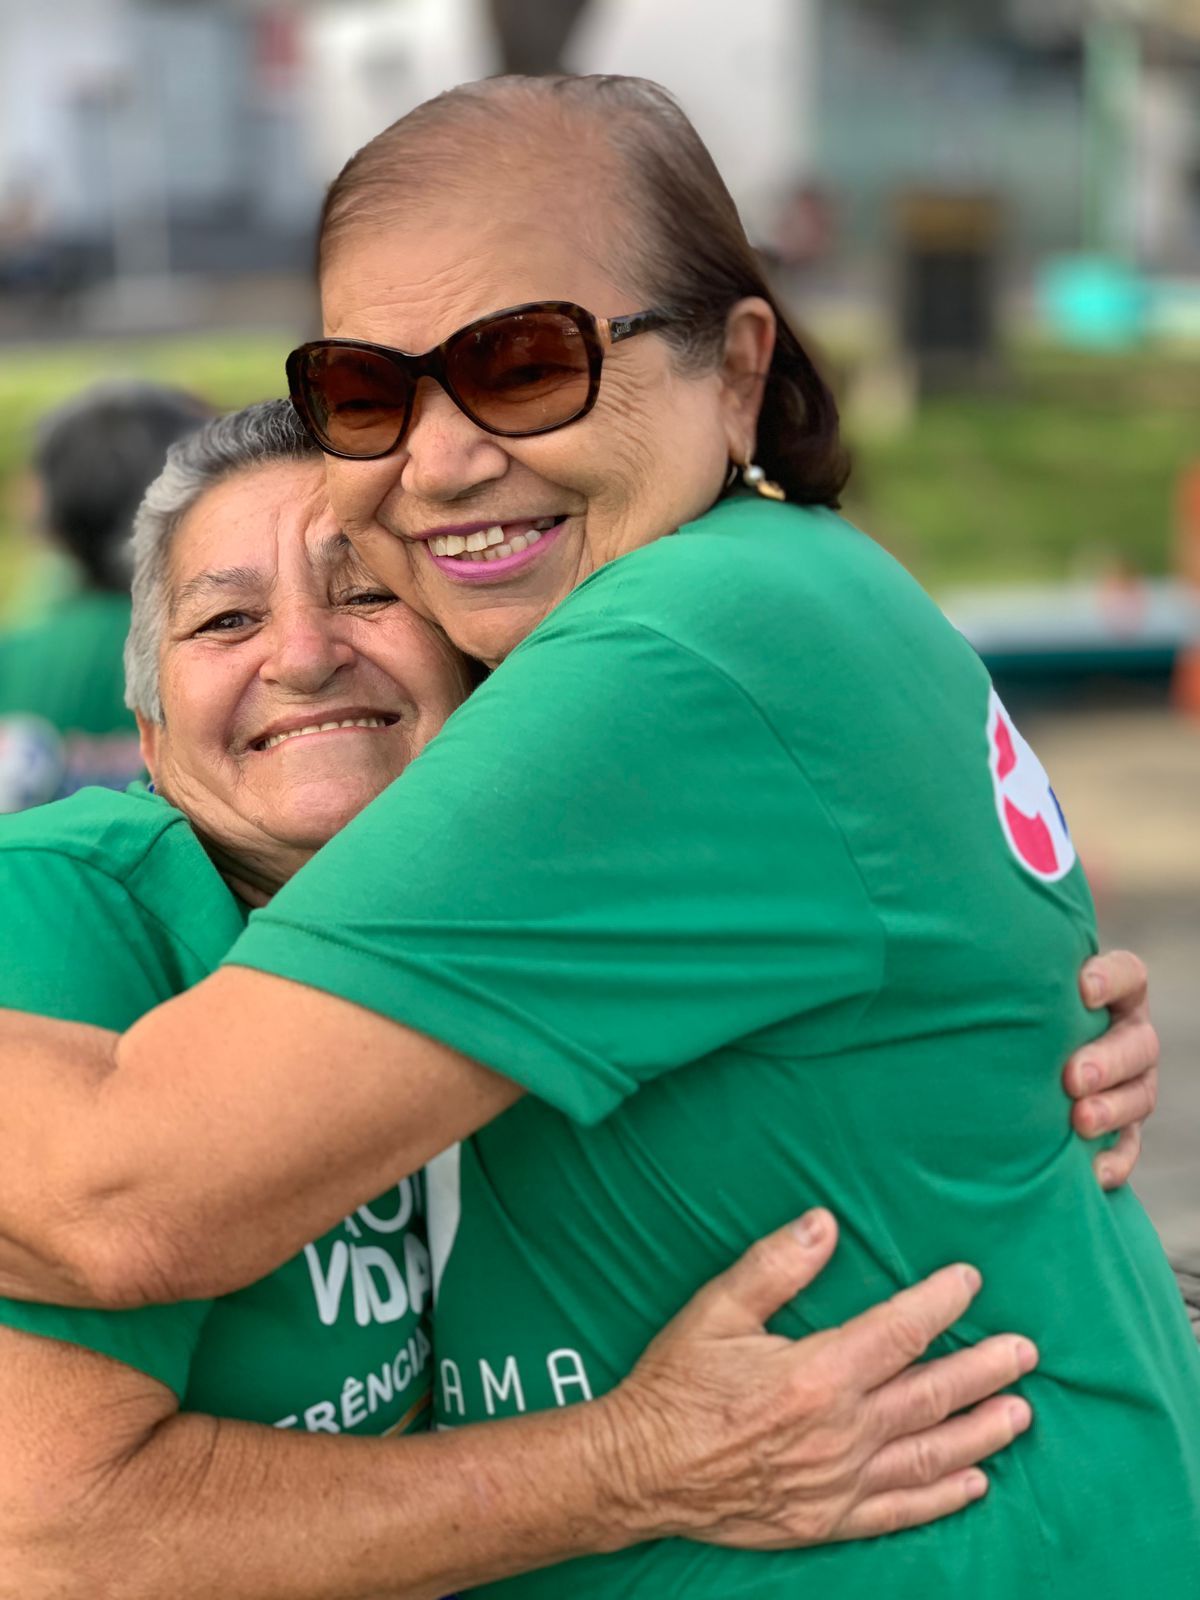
[
  {"left": 0, "top": 788, "right": 242, "bottom": 1019},
  {"left": 527, "top": 498, "right": 949, "bottom": 680},
  {"left": 0, "top": 784, "right": 237, "bottom": 947},
  {"left": 0, "top": 785, "right": 187, "bottom": 881}
]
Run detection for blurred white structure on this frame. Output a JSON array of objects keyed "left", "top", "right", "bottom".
[
  {"left": 0, "top": 0, "right": 316, "bottom": 292},
  {"left": 302, "top": 0, "right": 817, "bottom": 243}
]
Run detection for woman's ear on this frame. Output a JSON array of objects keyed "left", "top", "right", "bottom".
[
  {"left": 136, "top": 712, "right": 160, "bottom": 788},
  {"left": 719, "top": 297, "right": 777, "bottom": 460}
]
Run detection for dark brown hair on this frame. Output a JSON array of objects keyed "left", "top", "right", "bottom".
[{"left": 318, "top": 75, "right": 849, "bottom": 508}]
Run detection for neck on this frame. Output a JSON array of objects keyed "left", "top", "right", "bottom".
[{"left": 202, "top": 835, "right": 316, "bottom": 908}]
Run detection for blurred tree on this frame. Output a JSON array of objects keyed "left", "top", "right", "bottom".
[{"left": 487, "top": 0, "right": 593, "bottom": 74}]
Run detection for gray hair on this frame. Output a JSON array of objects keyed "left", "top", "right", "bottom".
[{"left": 124, "top": 398, "right": 321, "bottom": 722}]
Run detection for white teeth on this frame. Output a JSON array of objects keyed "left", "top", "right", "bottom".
[
  {"left": 260, "top": 717, "right": 389, "bottom": 750},
  {"left": 429, "top": 519, "right": 556, "bottom": 566}
]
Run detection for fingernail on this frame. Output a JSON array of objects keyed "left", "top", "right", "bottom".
[
  {"left": 1015, "top": 1338, "right": 1039, "bottom": 1373},
  {"left": 1088, "top": 1099, "right": 1110, "bottom": 1134},
  {"left": 792, "top": 1209, "right": 828, "bottom": 1247},
  {"left": 965, "top": 1469, "right": 988, "bottom": 1500},
  {"left": 1084, "top": 971, "right": 1106, "bottom": 1004},
  {"left": 1008, "top": 1398, "right": 1032, "bottom": 1432},
  {"left": 1079, "top": 1061, "right": 1101, "bottom": 1093},
  {"left": 1096, "top": 1160, "right": 1115, "bottom": 1188},
  {"left": 959, "top": 1264, "right": 983, "bottom": 1293}
]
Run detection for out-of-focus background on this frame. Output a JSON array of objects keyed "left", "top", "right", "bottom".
[{"left": 0, "top": 0, "right": 1196, "bottom": 1256}]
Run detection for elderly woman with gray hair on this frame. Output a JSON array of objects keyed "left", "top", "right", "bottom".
[{"left": 1, "top": 397, "right": 1138, "bottom": 1599}]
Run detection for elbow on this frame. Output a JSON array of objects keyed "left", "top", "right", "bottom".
[{"left": 44, "top": 1201, "right": 203, "bottom": 1312}]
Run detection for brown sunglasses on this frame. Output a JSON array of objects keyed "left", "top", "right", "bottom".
[{"left": 286, "top": 300, "right": 672, "bottom": 461}]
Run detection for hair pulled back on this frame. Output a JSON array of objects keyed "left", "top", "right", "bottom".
[{"left": 319, "top": 75, "right": 848, "bottom": 508}]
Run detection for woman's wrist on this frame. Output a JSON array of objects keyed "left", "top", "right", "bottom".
[{"left": 583, "top": 1379, "right": 698, "bottom": 1547}]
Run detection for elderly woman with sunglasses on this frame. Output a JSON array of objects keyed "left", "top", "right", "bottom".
[
  {"left": 0, "top": 398, "right": 1057, "bottom": 1600},
  {"left": 0, "top": 77, "right": 1188, "bottom": 1600}
]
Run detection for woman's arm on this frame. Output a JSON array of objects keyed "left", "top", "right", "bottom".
[
  {"left": 0, "top": 947, "right": 1160, "bottom": 1310},
  {"left": 0, "top": 1214, "right": 1035, "bottom": 1600}
]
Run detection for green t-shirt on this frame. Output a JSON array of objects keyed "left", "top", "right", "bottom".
[
  {"left": 0, "top": 593, "right": 143, "bottom": 810},
  {"left": 230, "top": 498, "right": 1200, "bottom": 1597},
  {"left": 0, "top": 784, "right": 433, "bottom": 1435}
]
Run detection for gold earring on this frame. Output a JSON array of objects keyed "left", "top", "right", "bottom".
[{"left": 741, "top": 460, "right": 786, "bottom": 502}]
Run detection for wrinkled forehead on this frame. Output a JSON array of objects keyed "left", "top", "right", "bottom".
[
  {"left": 167, "top": 461, "right": 355, "bottom": 607},
  {"left": 320, "top": 129, "right": 642, "bottom": 347}
]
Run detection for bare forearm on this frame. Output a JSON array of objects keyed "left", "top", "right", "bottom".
[
  {"left": 0, "top": 978, "right": 521, "bottom": 1309},
  {"left": 27, "top": 1401, "right": 646, "bottom": 1600},
  {"left": 0, "top": 1010, "right": 120, "bottom": 1305}
]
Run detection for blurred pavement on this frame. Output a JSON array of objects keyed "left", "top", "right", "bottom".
[{"left": 1029, "top": 706, "right": 1200, "bottom": 1265}]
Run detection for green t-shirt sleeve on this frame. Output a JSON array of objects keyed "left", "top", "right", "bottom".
[
  {"left": 0, "top": 847, "right": 212, "bottom": 1397},
  {"left": 229, "top": 602, "right": 884, "bottom": 1125}
]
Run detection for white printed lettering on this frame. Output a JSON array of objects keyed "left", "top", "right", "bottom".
[
  {"left": 357, "top": 1180, "right": 414, "bottom": 1235},
  {"left": 303, "top": 1401, "right": 340, "bottom": 1434},
  {"left": 405, "top": 1232, "right": 432, "bottom": 1315},
  {"left": 351, "top": 1245, "right": 410, "bottom": 1327},
  {"left": 304, "top": 1240, "right": 350, "bottom": 1327},
  {"left": 480, "top": 1356, "right": 526, "bottom": 1416},
  {"left": 393, "top": 1349, "right": 412, "bottom": 1390},
  {"left": 547, "top": 1349, "right": 593, "bottom": 1406},
  {"left": 440, "top": 1359, "right": 465, "bottom": 1417},
  {"left": 366, "top": 1367, "right": 395, "bottom": 1415},
  {"left": 341, "top": 1376, "right": 368, "bottom": 1430}
]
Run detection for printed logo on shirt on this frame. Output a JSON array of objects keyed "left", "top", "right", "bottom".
[
  {"left": 986, "top": 688, "right": 1076, "bottom": 883},
  {"left": 303, "top": 1177, "right": 431, "bottom": 1328}
]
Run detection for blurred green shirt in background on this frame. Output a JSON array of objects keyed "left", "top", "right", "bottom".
[{"left": 0, "top": 591, "right": 142, "bottom": 810}]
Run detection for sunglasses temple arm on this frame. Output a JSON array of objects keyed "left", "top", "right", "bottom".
[{"left": 607, "top": 309, "right": 672, "bottom": 344}]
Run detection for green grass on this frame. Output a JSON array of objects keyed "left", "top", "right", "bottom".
[
  {"left": 1, "top": 334, "right": 1196, "bottom": 617},
  {"left": 843, "top": 346, "right": 1199, "bottom": 590}
]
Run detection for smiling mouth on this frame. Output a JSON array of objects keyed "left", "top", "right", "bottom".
[
  {"left": 251, "top": 715, "right": 399, "bottom": 753},
  {"left": 426, "top": 516, "right": 565, "bottom": 563}
]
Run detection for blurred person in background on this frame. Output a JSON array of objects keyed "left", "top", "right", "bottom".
[
  {"left": 0, "top": 380, "right": 210, "bottom": 812},
  {"left": 0, "top": 75, "right": 1182, "bottom": 1600},
  {"left": 0, "top": 399, "right": 1067, "bottom": 1598}
]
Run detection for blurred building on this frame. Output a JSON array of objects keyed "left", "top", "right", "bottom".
[
  {"left": 2, "top": 0, "right": 1198, "bottom": 329},
  {"left": 0, "top": 0, "right": 316, "bottom": 301},
  {"left": 814, "top": 3, "right": 1200, "bottom": 272}
]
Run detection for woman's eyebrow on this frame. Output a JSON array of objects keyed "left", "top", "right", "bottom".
[{"left": 170, "top": 566, "right": 265, "bottom": 618}]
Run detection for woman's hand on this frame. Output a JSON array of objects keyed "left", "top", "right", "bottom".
[
  {"left": 1064, "top": 950, "right": 1159, "bottom": 1190},
  {"left": 595, "top": 1209, "right": 1035, "bottom": 1549}
]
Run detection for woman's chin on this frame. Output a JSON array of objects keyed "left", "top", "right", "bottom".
[{"left": 261, "top": 775, "right": 399, "bottom": 855}]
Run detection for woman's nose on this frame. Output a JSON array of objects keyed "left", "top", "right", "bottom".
[
  {"left": 260, "top": 609, "right": 356, "bottom": 693},
  {"left": 398, "top": 378, "right": 509, "bottom": 501}
]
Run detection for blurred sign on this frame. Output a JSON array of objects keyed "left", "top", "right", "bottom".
[
  {"left": 895, "top": 190, "right": 1003, "bottom": 387},
  {"left": 1037, "top": 253, "right": 1149, "bottom": 348}
]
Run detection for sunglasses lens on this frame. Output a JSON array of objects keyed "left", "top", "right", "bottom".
[
  {"left": 447, "top": 309, "right": 593, "bottom": 434},
  {"left": 294, "top": 345, "right": 411, "bottom": 458}
]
